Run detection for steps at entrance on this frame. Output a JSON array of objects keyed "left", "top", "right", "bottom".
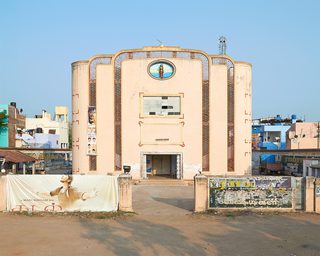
[{"left": 133, "top": 179, "right": 194, "bottom": 186}]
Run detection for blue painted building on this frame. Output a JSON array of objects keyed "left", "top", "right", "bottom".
[
  {"left": 252, "top": 114, "right": 299, "bottom": 163},
  {"left": 0, "top": 102, "right": 26, "bottom": 148},
  {"left": 257, "top": 125, "right": 291, "bottom": 150},
  {"left": 0, "top": 104, "right": 9, "bottom": 147}
]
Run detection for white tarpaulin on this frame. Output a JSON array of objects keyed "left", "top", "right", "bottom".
[{"left": 6, "top": 175, "right": 119, "bottom": 212}]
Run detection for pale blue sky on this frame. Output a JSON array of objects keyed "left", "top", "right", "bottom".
[{"left": 0, "top": 0, "right": 319, "bottom": 121}]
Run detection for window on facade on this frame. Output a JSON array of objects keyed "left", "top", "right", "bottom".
[{"left": 143, "top": 96, "right": 180, "bottom": 116}]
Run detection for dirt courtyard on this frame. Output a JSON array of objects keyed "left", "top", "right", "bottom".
[{"left": 0, "top": 185, "right": 320, "bottom": 256}]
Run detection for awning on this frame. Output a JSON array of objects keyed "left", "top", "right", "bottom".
[{"left": 0, "top": 150, "right": 36, "bottom": 163}]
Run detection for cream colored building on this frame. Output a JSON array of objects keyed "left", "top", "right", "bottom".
[
  {"left": 72, "top": 46, "right": 252, "bottom": 179},
  {"left": 26, "top": 106, "right": 69, "bottom": 149},
  {"left": 287, "top": 122, "right": 320, "bottom": 149}
]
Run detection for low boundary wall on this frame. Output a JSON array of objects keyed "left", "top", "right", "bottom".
[{"left": 194, "top": 175, "right": 320, "bottom": 213}]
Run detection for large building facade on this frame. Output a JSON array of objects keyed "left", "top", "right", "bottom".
[{"left": 72, "top": 46, "right": 252, "bottom": 179}]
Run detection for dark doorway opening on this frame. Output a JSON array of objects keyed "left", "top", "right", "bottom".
[{"left": 146, "top": 154, "right": 178, "bottom": 179}]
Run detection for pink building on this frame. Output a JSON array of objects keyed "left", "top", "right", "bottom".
[
  {"left": 287, "top": 122, "right": 320, "bottom": 149},
  {"left": 72, "top": 46, "right": 252, "bottom": 179}
]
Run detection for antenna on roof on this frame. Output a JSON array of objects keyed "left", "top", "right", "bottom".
[
  {"left": 156, "top": 39, "right": 164, "bottom": 47},
  {"left": 219, "top": 36, "right": 227, "bottom": 55}
]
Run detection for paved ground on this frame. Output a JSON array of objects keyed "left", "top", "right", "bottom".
[{"left": 0, "top": 184, "right": 320, "bottom": 256}]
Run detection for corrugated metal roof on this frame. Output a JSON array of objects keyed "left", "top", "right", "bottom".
[{"left": 0, "top": 149, "right": 36, "bottom": 163}]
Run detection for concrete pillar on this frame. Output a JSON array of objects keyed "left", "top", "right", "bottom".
[
  {"left": 118, "top": 174, "right": 133, "bottom": 212},
  {"left": 12, "top": 164, "right": 16, "bottom": 174},
  {"left": 315, "top": 178, "right": 320, "bottom": 213},
  {"left": 176, "top": 154, "right": 181, "bottom": 179},
  {"left": 194, "top": 175, "right": 208, "bottom": 212},
  {"left": 23, "top": 164, "right": 26, "bottom": 175},
  {"left": 292, "top": 177, "right": 303, "bottom": 210},
  {"left": 0, "top": 176, "right": 6, "bottom": 211},
  {"left": 142, "top": 154, "right": 147, "bottom": 179},
  {"left": 305, "top": 176, "right": 315, "bottom": 212},
  {"left": 32, "top": 163, "right": 36, "bottom": 175}
]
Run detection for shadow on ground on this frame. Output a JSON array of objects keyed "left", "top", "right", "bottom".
[
  {"left": 80, "top": 218, "right": 206, "bottom": 255},
  {"left": 152, "top": 197, "right": 194, "bottom": 211},
  {"left": 201, "top": 214, "right": 320, "bottom": 256}
]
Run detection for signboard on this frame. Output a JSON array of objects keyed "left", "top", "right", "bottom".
[
  {"left": 209, "top": 177, "right": 292, "bottom": 208},
  {"left": 6, "top": 175, "right": 119, "bottom": 212},
  {"left": 87, "top": 106, "right": 97, "bottom": 155}
]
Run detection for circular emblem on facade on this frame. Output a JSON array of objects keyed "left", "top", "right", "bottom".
[{"left": 148, "top": 60, "right": 175, "bottom": 80}]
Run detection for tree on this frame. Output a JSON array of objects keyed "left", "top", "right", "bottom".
[{"left": 0, "top": 111, "right": 8, "bottom": 129}]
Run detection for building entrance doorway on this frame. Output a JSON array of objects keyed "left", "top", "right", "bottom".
[{"left": 141, "top": 153, "right": 182, "bottom": 179}]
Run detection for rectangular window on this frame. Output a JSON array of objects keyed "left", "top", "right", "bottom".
[
  {"left": 143, "top": 96, "right": 181, "bottom": 117},
  {"left": 49, "top": 129, "right": 56, "bottom": 134}
]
